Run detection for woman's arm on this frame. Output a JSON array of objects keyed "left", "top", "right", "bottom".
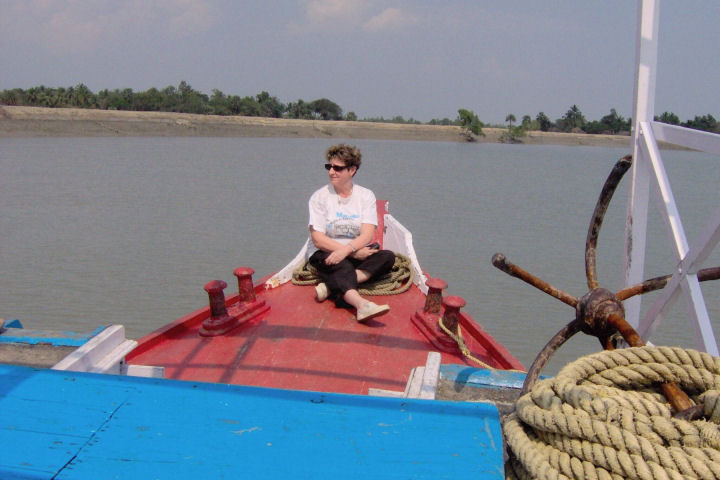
[
  {"left": 309, "top": 227, "right": 350, "bottom": 253},
  {"left": 350, "top": 224, "right": 378, "bottom": 260},
  {"left": 310, "top": 223, "right": 376, "bottom": 264}
]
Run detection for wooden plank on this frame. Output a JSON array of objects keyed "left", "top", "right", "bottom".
[
  {"left": 89, "top": 339, "right": 138, "bottom": 374},
  {"left": 52, "top": 325, "right": 130, "bottom": 373},
  {"left": 405, "top": 366, "right": 425, "bottom": 398},
  {"left": 122, "top": 364, "right": 165, "bottom": 378},
  {"left": 0, "top": 364, "right": 504, "bottom": 479},
  {"left": 418, "top": 352, "right": 440, "bottom": 400},
  {"left": 367, "top": 387, "right": 404, "bottom": 397}
]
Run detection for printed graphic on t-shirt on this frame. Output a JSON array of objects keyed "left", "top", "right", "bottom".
[{"left": 326, "top": 211, "right": 360, "bottom": 238}]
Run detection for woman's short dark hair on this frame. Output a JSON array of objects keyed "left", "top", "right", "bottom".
[{"left": 326, "top": 144, "right": 362, "bottom": 171}]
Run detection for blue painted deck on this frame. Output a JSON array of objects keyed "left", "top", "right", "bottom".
[
  {"left": 440, "top": 364, "right": 528, "bottom": 390},
  {"left": 0, "top": 323, "right": 104, "bottom": 347},
  {"left": 0, "top": 364, "right": 504, "bottom": 479}
]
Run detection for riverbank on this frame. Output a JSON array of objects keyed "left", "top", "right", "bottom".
[{"left": 0, "top": 105, "right": 634, "bottom": 147}]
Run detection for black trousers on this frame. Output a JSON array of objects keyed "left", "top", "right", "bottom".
[{"left": 309, "top": 249, "right": 396, "bottom": 296}]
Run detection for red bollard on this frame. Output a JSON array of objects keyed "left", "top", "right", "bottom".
[
  {"left": 228, "top": 266, "right": 270, "bottom": 326},
  {"left": 234, "top": 267, "right": 256, "bottom": 304},
  {"left": 441, "top": 296, "right": 467, "bottom": 333},
  {"left": 423, "top": 277, "right": 448, "bottom": 314},
  {"left": 412, "top": 277, "right": 456, "bottom": 351},
  {"left": 199, "top": 280, "right": 238, "bottom": 337}
]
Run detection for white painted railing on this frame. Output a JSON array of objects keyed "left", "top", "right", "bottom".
[{"left": 625, "top": 0, "right": 720, "bottom": 355}]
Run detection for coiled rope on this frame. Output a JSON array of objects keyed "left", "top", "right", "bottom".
[
  {"left": 291, "top": 253, "right": 413, "bottom": 296},
  {"left": 504, "top": 346, "right": 720, "bottom": 480}
]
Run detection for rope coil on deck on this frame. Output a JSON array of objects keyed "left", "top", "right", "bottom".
[
  {"left": 291, "top": 253, "right": 413, "bottom": 296},
  {"left": 504, "top": 346, "right": 720, "bottom": 480}
]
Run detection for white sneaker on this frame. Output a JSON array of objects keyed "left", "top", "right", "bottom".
[
  {"left": 315, "top": 283, "right": 329, "bottom": 302},
  {"left": 356, "top": 302, "right": 390, "bottom": 322}
]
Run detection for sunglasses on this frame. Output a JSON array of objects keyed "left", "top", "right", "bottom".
[{"left": 324, "top": 163, "right": 351, "bottom": 172}]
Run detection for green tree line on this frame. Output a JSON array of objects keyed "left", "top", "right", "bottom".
[
  {"left": 0, "top": 82, "right": 348, "bottom": 121},
  {"left": 1, "top": 82, "right": 718, "bottom": 136},
  {"left": 515, "top": 105, "right": 719, "bottom": 135}
]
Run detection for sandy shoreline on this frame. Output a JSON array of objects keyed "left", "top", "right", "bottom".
[{"left": 0, "top": 105, "right": 633, "bottom": 147}]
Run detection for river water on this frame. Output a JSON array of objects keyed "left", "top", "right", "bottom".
[{"left": 1, "top": 137, "right": 718, "bottom": 372}]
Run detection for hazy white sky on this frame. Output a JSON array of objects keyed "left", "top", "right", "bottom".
[{"left": 2, "top": 1, "right": 718, "bottom": 124}]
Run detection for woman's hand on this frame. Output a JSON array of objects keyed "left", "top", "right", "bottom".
[
  {"left": 324, "top": 244, "right": 353, "bottom": 265},
  {"left": 352, "top": 245, "right": 378, "bottom": 261}
]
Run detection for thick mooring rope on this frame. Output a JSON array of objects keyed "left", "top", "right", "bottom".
[
  {"left": 504, "top": 346, "right": 720, "bottom": 480},
  {"left": 437, "top": 315, "right": 494, "bottom": 369},
  {"left": 291, "top": 253, "right": 413, "bottom": 296}
]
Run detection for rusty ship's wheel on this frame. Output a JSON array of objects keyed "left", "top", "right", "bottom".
[{"left": 492, "top": 155, "right": 720, "bottom": 418}]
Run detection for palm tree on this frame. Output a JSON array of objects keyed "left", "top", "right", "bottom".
[{"left": 562, "top": 105, "right": 586, "bottom": 131}]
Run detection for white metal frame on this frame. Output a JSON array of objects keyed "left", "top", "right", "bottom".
[{"left": 625, "top": 0, "right": 720, "bottom": 355}]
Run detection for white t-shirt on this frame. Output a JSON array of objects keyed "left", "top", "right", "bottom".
[{"left": 307, "top": 183, "right": 377, "bottom": 255}]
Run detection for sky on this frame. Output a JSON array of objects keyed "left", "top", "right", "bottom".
[{"left": 1, "top": 1, "right": 719, "bottom": 125}]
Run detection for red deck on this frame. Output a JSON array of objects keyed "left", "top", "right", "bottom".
[
  {"left": 127, "top": 200, "right": 522, "bottom": 395},
  {"left": 127, "top": 274, "right": 523, "bottom": 395}
]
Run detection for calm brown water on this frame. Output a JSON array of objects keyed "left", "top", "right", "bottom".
[{"left": 1, "top": 137, "right": 718, "bottom": 372}]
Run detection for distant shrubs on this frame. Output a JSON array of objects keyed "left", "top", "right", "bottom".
[
  {"left": 456, "top": 109, "right": 484, "bottom": 142},
  {"left": 2, "top": 84, "right": 718, "bottom": 135}
]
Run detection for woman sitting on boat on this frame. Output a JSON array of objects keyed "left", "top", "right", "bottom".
[{"left": 308, "top": 143, "right": 395, "bottom": 322}]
